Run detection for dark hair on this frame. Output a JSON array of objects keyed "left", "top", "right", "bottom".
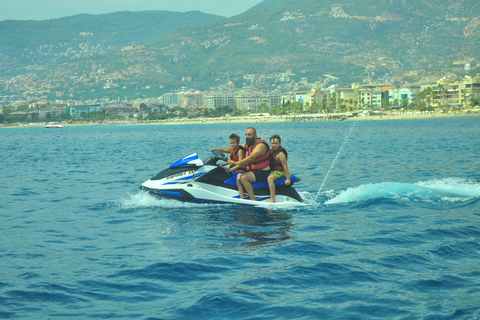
[
  {"left": 270, "top": 134, "right": 281, "bottom": 143},
  {"left": 229, "top": 133, "right": 240, "bottom": 143}
]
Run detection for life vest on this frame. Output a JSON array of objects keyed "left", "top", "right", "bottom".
[
  {"left": 230, "top": 145, "right": 246, "bottom": 162},
  {"left": 245, "top": 138, "right": 270, "bottom": 171},
  {"left": 270, "top": 147, "right": 288, "bottom": 171}
]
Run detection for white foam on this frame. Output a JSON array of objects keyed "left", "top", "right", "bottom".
[
  {"left": 115, "top": 191, "right": 311, "bottom": 211},
  {"left": 416, "top": 178, "right": 480, "bottom": 197},
  {"left": 253, "top": 200, "right": 308, "bottom": 210},
  {"left": 117, "top": 191, "right": 227, "bottom": 209},
  {"left": 325, "top": 178, "right": 480, "bottom": 205}
]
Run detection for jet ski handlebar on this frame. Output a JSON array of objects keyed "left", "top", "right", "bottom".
[{"left": 203, "top": 151, "right": 229, "bottom": 165}]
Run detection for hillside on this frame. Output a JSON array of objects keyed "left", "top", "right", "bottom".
[
  {"left": 0, "top": 10, "right": 225, "bottom": 76},
  {"left": 4, "top": 0, "right": 480, "bottom": 100}
]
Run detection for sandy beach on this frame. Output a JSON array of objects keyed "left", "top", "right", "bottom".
[
  {"left": 2, "top": 112, "right": 479, "bottom": 129},
  {"left": 343, "top": 112, "right": 480, "bottom": 121}
]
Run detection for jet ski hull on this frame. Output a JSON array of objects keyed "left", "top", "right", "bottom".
[
  {"left": 139, "top": 153, "right": 303, "bottom": 205},
  {"left": 141, "top": 181, "right": 303, "bottom": 205}
]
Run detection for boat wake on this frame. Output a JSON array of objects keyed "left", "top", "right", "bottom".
[
  {"left": 116, "top": 178, "right": 480, "bottom": 211},
  {"left": 117, "top": 191, "right": 308, "bottom": 210},
  {"left": 117, "top": 191, "right": 223, "bottom": 209},
  {"left": 324, "top": 178, "right": 480, "bottom": 205}
]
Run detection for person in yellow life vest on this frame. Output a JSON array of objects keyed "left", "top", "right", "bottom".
[
  {"left": 267, "top": 134, "right": 290, "bottom": 203},
  {"left": 228, "top": 127, "right": 270, "bottom": 201},
  {"left": 211, "top": 133, "right": 246, "bottom": 198}
]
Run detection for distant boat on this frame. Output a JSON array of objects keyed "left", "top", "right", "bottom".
[{"left": 44, "top": 124, "right": 63, "bottom": 128}]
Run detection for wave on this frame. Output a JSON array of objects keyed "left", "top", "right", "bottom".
[
  {"left": 117, "top": 191, "right": 229, "bottom": 209},
  {"left": 324, "top": 178, "right": 480, "bottom": 205},
  {"left": 115, "top": 191, "right": 308, "bottom": 211},
  {"left": 114, "top": 178, "right": 480, "bottom": 210}
]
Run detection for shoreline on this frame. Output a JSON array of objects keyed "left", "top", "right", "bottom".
[
  {"left": 1, "top": 112, "right": 479, "bottom": 129},
  {"left": 343, "top": 112, "right": 480, "bottom": 121}
]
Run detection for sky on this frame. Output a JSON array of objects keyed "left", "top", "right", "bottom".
[{"left": 0, "top": 0, "right": 264, "bottom": 21}]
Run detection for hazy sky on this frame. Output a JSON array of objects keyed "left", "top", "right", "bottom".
[{"left": 0, "top": 0, "right": 264, "bottom": 21}]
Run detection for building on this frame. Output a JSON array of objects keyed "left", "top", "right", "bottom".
[
  {"left": 232, "top": 91, "right": 283, "bottom": 112},
  {"left": 180, "top": 92, "right": 204, "bottom": 108},
  {"left": 38, "top": 108, "right": 64, "bottom": 119},
  {"left": 206, "top": 92, "right": 235, "bottom": 109},
  {"left": 358, "top": 87, "right": 390, "bottom": 109},
  {"left": 234, "top": 91, "right": 269, "bottom": 112},
  {"left": 430, "top": 75, "right": 480, "bottom": 107},
  {"left": 295, "top": 91, "right": 308, "bottom": 105},
  {"left": 65, "top": 104, "right": 103, "bottom": 118},
  {"left": 396, "top": 88, "right": 413, "bottom": 105},
  {"left": 335, "top": 88, "right": 356, "bottom": 111},
  {"left": 310, "top": 89, "right": 333, "bottom": 110},
  {"left": 9, "top": 111, "right": 42, "bottom": 121},
  {"left": 162, "top": 93, "right": 180, "bottom": 107},
  {"left": 105, "top": 107, "right": 137, "bottom": 118},
  {"left": 267, "top": 91, "right": 282, "bottom": 107}
]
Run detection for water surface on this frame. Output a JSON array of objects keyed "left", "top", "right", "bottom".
[{"left": 1, "top": 119, "right": 479, "bottom": 319}]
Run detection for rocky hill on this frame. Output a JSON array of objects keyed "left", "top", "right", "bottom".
[
  {"left": 0, "top": 11, "right": 225, "bottom": 76},
  {"left": 3, "top": 0, "right": 480, "bottom": 100}
]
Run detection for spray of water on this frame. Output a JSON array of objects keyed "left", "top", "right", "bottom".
[{"left": 314, "top": 121, "right": 356, "bottom": 203}]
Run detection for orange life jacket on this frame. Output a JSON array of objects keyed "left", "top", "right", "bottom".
[
  {"left": 230, "top": 145, "right": 246, "bottom": 162},
  {"left": 245, "top": 138, "right": 270, "bottom": 171},
  {"left": 270, "top": 147, "right": 288, "bottom": 171}
]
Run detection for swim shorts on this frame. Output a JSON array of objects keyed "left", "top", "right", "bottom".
[
  {"left": 252, "top": 170, "right": 270, "bottom": 182},
  {"left": 271, "top": 171, "right": 285, "bottom": 178}
]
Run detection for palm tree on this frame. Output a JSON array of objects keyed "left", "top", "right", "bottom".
[
  {"left": 393, "top": 98, "right": 399, "bottom": 108},
  {"left": 381, "top": 98, "right": 390, "bottom": 111},
  {"left": 469, "top": 90, "right": 480, "bottom": 107},
  {"left": 338, "top": 98, "right": 345, "bottom": 112},
  {"left": 329, "top": 96, "right": 336, "bottom": 112},
  {"left": 422, "top": 87, "right": 435, "bottom": 109},
  {"left": 304, "top": 102, "right": 310, "bottom": 113}
]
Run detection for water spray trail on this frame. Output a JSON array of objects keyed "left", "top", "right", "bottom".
[{"left": 314, "top": 121, "right": 356, "bottom": 203}]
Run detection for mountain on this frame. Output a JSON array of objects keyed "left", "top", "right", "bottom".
[
  {"left": 0, "top": 10, "right": 225, "bottom": 76},
  {"left": 244, "top": 0, "right": 289, "bottom": 14},
  {"left": 4, "top": 0, "right": 480, "bottom": 100}
]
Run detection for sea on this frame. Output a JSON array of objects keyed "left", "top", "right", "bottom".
[{"left": 1, "top": 118, "right": 480, "bottom": 319}]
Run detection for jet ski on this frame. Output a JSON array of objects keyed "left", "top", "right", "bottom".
[{"left": 139, "top": 151, "right": 303, "bottom": 205}]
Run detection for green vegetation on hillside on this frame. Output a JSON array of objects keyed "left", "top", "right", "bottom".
[
  {"left": 0, "top": 11, "right": 225, "bottom": 76},
  {"left": 1, "top": 0, "right": 479, "bottom": 98}
]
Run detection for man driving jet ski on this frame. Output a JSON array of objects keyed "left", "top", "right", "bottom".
[{"left": 228, "top": 127, "right": 271, "bottom": 201}]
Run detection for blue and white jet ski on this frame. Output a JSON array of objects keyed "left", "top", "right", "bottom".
[{"left": 139, "top": 151, "right": 303, "bottom": 205}]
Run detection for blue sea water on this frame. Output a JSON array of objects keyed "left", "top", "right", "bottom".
[{"left": 1, "top": 118, "right": 480, "bottom": 319}]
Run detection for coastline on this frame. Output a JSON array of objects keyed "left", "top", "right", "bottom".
[
  {"left": 1, "top": 112, "right": 479, "bottom": 129},
  {"left": 343, "top": 112, "right": 480, "bottom": 121}
]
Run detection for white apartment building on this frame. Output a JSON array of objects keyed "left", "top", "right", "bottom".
[
  {"left": 162, "top": 93, "right": 180, "bottom": 107},
  {"left": 205, "top": 92, "right": 235, "bottom": 109}
]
